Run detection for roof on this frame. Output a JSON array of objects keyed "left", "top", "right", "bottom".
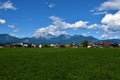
[{"left": 103, "top": 42, "right": 112, "bottom": 45}]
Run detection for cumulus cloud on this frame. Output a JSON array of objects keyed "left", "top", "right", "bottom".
[
  {"left": 50, "top": 16, "right": 88, "bottom": 29},
  {"left": 101, "top": 11, "right": 120, "bottom": 31},
  {"left": 34, "top": 16, "right": 88, "bottom": 38},
  {"left": 95, "top": 10, "right": 120, "bottom": 39},
  {"left": 90, "top": 0, "right": 120, "bottom": 39},
  {"left": 87, "top": 24, "right": 100, "bottom": 29},
  {"left": 50, "top": 16, "right": 63, "bottom": 21},
  {"left": 0, "top": 1, "right": 17, "bottom": 10},
  {"left": 34, "top": 26, "right": 67, "bottom": 38},
  {"left": 98, "top": 0, "right": 120, "bottom": 11},
  {"left": 34, "top": 0, "right": 120, "bottom": 39},
  {"left": 0, "top": 19, "right": 6, "bottom": 24},
  {"left": 91, "top": 0, "right": 120, "bottom": 14}
]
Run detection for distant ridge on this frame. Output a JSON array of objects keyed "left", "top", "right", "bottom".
[{"left": 0, "top": 34, "right": 120, "bottom": 44}]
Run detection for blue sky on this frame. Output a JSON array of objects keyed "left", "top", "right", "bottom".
[{"left": 0, "top": 0, "right": 120, "bottom": 39}]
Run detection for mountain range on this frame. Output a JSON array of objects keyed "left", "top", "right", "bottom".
[{"left": 0, "top": 34, "right": 120, "bottom": 44}]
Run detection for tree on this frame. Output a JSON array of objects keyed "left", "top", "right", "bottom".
[
  {"left": 43, "top": 44, "right": 50, "bottom": 48},
  {"left": 82, "top": 40, "right": 88, "bottom": 48},
  {"left": 60, "top": 44, "right": 65, "bottom": 48}
]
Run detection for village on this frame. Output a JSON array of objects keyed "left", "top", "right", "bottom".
[{"left": 0, "top": 41, "right": 120, "bottom": 48}]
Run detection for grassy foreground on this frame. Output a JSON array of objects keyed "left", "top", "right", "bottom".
[{"left": 0, "top": 48, "right": 120, "bottom": 80}]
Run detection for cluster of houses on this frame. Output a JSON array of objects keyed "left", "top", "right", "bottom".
[
  {"left": 0, "top": 43, "right": 42, "bottom": 48},
  {"left": 88, "top": 42, "right": 120, "bottom": 48},
  {"left": 0, "top": 42, "right": 120, "bottom": 48}
]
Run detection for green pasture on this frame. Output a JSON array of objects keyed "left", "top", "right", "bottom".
[{"left": 0, "top": 48, "right": 120, "bottom": 80}]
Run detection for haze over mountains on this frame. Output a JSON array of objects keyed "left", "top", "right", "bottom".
[{"left": 0, "top": 34, "right": 120, "bottom": 44}]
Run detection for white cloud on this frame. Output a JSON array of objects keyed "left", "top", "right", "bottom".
[
  {"left": 100, "top": 25, "right": 109, "bottom": 32},
  {"left": 34, "top": 16, "right": 88, "bottom": 38},
  {"left": 10, "top": 34, "right": 24, "bottom": 38},
  {"left": 13, "top": 29, "right": 19, "bottom": 33},
  {"left": 8, "top": 24, "right": 15, "bottom": 28},
  {"left": 90, "top": 0, "right": 120, "bottom": 39},
  {"left": 93, "top": 11, "right": 108, "bottom": 15},
  {"left": 98, "top": 0, "right": 120, "bottom": 11},
  {"left": 51, "top": 16, "right": 88, "bottom": 29},
  {"left": 87, "top": 24, "right": 99, "bottom": 29},
  {"left": 0, "top": 1, "right": 17, "bottom": 10},
  {"left": 48, "top": 3, "right": 56, "bottom": 8},
  {"left": 101, "top": 33, "right": 109, "bottom": 39},
  {"left": 91, "top": 0, "right": 120, "bottom": 14},
  {"left": 8, "top": 24, "right": 19, "bottom": 33},
  {"left": 72, "top": 21, "right": 88, "bottom": 29},
  {"left": 101, "top": 11, "right": 120, "bottom": 31},
  {"left": 0, "top": 18, "right": 6, "bottom": 24},
  {"left": 50, "top": 16, "right": 63, "bottom": 21},
  {"left": 101, "top": 31, "right": 120, "bottom": 39},
  {"left": 34, "top": 27, "right": 67, "bottom": 38}
]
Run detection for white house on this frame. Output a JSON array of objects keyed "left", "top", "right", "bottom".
[
  {"left": 50, "top": 44, "right": 55, "bottom": 47},
  {"left": 39, "top": 44, "right": 42, "bottom": 48},
  {"left": 87, "top": 46, "right": 92, "bottom": 48},
  {"left": 31, "top": 44, "right": 37, "bottom": 48}
]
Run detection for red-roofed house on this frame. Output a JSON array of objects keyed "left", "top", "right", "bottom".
[{"left": 103, "top": 42, "right": 112, "bottom": 47}]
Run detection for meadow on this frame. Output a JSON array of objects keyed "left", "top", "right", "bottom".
[{"left": 0, "top": 48, "right": 120, "bottom": 80}]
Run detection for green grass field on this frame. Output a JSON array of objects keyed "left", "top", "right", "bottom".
[{"left": 0, "top": 48, "right": 120, "bottom": 80}]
